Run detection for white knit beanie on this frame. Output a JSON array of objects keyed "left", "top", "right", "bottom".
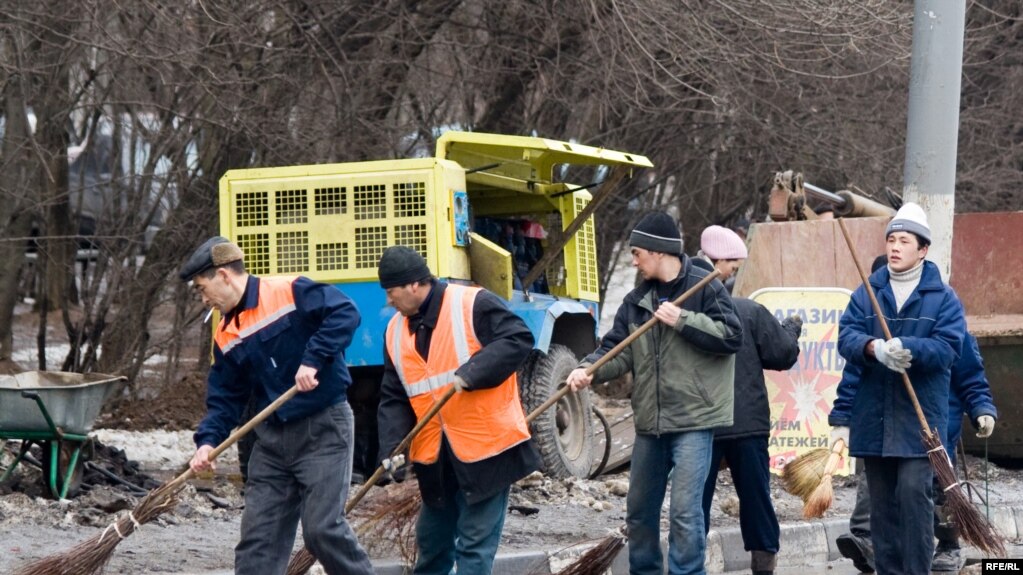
[
  {"left": 700, "top": 225, "right": 748, "bottom": 260},
  {"left": 886, "top": 202, "right": 931, "bottom": 244}
]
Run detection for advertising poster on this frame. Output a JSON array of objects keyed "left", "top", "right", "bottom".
[{"left": 749, "top": 287, "right": 854, "bottom": 476}]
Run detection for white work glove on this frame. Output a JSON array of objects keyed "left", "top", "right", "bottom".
[
  {"left": 873, "top": 338, "right": 912, "bottom": 372},
  {"left": 977, "top": 415, "right": 996, "bottom": 439},
  {"left": 453, "top": 375, "right": 470, "bottom": 393},
  {"left": 829, "top": 426, "right": 850, "bottom": 450}
]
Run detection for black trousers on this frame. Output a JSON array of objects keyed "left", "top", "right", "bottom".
[
  {"left": 864, "top": 456, "right": 935, "bottom": 575},
  {"left": 702, "top": 435, "right": 780, "bottom": 554}
]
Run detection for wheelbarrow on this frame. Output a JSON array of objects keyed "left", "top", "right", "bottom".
[{"left": 0, "top": 371, "right": 125, "bottom": 499}]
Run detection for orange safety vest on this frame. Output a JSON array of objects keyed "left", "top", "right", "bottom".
[
  {"left": 214, "top": 276, "right": 298, "bottom": 355},
  {"left": 385, "top": 284, "right": 531, "bottom": 464}
]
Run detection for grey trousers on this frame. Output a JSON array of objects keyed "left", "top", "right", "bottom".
[{"left": 235, "top": 402, "right": 374, "bottom": 575}]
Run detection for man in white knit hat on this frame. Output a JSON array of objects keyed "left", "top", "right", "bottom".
[{"left": 828, "top": 202, "right": 967, "bottom": 574}]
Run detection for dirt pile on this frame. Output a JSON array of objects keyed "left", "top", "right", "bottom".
[{"left": 96, "top": 371, "right": 208, "bottom": 432}]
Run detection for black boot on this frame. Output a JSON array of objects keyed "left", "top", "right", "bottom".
[
  {"left": 751, "top": 550, "right": 776, "bottom": 575},
  {"left": 836, "top": 532, "right": 875, "bottom": 573}
]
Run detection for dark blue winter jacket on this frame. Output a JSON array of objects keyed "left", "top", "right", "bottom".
[
  {"left": 194, "top": 275, "right": 360, "bottom": 448},
  {"left": 829, "top": 261, "right": 965, "bottom": 457},
  {"left": 947, "top": 332, "right": 998, "bottom": 446}
]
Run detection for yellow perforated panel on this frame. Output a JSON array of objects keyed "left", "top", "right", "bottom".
[
  {"left": 316, "top": 242, "right": 348, "bottom": 271},
  {"left": 237, "top": 233, "right": 270, "bottom": 275},
  {"left": 355, "top": 226, "right": 388, "bottom": 269},
  {"left": 276, "top": 231, "right": 309, "bottom": 273},
  {"left": 275, "top": 189, "right": 308, "bottom": 225},
  {"left": 236, "top": 192, "right": 268, "bottom": 227},
  {"left": 573, "top": 195, "right": 599, "bottom": 296},
  {"left": 220, "top": 161, "right": 442, "bottom": 284}
]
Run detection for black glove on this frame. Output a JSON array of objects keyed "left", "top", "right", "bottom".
[{"left": 781, "top": 315, "right": 803, "bottom": 339}]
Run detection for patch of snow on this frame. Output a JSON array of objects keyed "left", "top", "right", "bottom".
[{"left": 91, "top": 429, "right": 238, "bottom": 471}]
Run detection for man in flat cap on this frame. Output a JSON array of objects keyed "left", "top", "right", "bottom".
[
  {"left": 181, "top": 236, "right": 373, "bottom": 575},
  {"left": 375, "top": 245, "right": 541, "bottom": 575}
]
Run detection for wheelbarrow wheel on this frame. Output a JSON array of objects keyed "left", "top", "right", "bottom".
[{"left": 40, "top": 440, "right": 89, "bottom": 499}]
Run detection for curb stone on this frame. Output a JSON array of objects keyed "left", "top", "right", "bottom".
[{"left": 187, "top": 506, "right": 1023, "bottom": 575}]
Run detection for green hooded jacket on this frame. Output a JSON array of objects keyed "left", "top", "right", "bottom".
[{"left": 584, "top": 257, "right": 742, "bottom": 435}]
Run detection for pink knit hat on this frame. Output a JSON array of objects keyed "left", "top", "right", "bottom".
[{"left": 700, "top": 225, "right": 748, "bottom": 260}]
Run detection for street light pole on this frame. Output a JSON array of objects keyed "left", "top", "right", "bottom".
[{"left": 902, "top": 0, "right": 967, "bottom": 281}]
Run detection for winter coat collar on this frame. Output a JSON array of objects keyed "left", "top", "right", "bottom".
[
  {"left": 868, "top": 259, "right": 944, "bottom": 293},
  {"left": 623, "top": 255, "right": 692, "bottom": 309}
]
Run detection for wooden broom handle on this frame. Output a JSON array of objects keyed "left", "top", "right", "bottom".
[
  {"left": 346, "top": 386, "right": 458, "bottom": 511},
  {"left": 824, "top": 438, "right": 846, "bottom": 475},
  {"left": 348, "top": 269, "right": 723, "bottom": 508},
  {"left": 837, "top": 219, "right": 933, "bottom": 436},
  {"left": 167, "top": 384, "right": 301, "bottom": 491},
  {"left": 524, "top": 269, "right": 722, "bottom": 424}
]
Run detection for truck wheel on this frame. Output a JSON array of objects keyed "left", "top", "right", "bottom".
[{"left": 520, "top": 344, "right": 594, "bottom": 478}]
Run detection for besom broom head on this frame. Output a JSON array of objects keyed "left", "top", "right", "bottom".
[
  {"left": 924, "top": 430, "right": 1006, "bottom": 556},
  {"left": 802, "top": 474, "right": 834, "bottom": 519},
  {"left": 781, "top": 447, "right": 829, "bottom": 502},
  {"left": 802, "top": 441, "right": 845, "bottom": 518}
]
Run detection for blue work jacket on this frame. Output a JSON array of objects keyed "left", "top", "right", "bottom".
[
  {"left": 195, "top": 275, "right": 360, "bottom": 448},
  {"left": 830, "top": 261, "right": 965, "bottom": 457},
  {"left": 948, "top": 332, "right": 998, "bottom": 445}
]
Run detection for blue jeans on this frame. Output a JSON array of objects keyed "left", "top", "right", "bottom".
[
  {"left": 236, "top": 402, "right": 373, "bottom": 575},
  {"left": 414, "top": 485, "right": 510, "bottom": 575},
  {"left": 628, "top": 430, "right": 714, "bottom": 575}
]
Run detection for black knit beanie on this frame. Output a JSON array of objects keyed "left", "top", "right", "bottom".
[
  {"left": 629, "top": 211, "right": 683, "bottom": 255},
  {"left": 378, "top": 246, "right": 432, "bottom": 288}
]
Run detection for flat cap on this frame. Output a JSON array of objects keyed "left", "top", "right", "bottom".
[{"left": 179, "top": 236, "right": 244, "bottom": 281}]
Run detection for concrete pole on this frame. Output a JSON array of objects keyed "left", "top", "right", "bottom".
[{"left": 902, "top": 0, "right": 966, "bottom": 282}]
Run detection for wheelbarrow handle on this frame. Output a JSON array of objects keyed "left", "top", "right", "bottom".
[
  {"left": 19, "top": 390, "right": 65, "bottom": 438},
  {"left": 526, "top": 269, "right": 722, "bottom": 424}
]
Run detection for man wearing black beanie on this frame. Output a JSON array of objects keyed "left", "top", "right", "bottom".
[
  {"left": 375, "top": 245, "right": 542, "bottom": 575},
  {"left": 568, "top": 211, "right": 743, "bottom": 575}
]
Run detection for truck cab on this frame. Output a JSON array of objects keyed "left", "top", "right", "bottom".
[{"left": 217, "top": 132, "right": 652, "bottom": 479}]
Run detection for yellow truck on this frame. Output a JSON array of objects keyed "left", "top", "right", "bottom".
[{"left": 218, "top": 132, "right": 652, "bottom": 479}]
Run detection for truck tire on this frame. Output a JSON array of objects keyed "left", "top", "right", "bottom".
[{"left": 519, "top": 344, "right": 594, "bottom": 478}]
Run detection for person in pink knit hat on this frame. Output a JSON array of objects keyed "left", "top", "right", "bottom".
[
  {"left": 697, "top": 225, "right": 749, "bottom": 289},
  {"left": 695, "top": 224, "right": 802, "bottom": 575}
]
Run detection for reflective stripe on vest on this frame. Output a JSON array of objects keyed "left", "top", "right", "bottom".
[
  {"left": 214, "top": 276, "right": 298, "bottom": 355},
  {"left": 385, "top": 284, "right": 531, "bottom": 464}
]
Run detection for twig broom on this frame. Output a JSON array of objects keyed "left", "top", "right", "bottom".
[
  {"left": 289, "top": 270, "right": 722, "bottom": 575},
  {"left": 13, "top": 385, "right": 302, "bottom": 575},
  {"left": 781, "top": 438, "right": 844, "bottom": 504},
  {"left": 802, "top": 438, "right": 845, "bottom": 518},
  {"left": 838, "top": 218, "right": 1004, "bottom": 555}
]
